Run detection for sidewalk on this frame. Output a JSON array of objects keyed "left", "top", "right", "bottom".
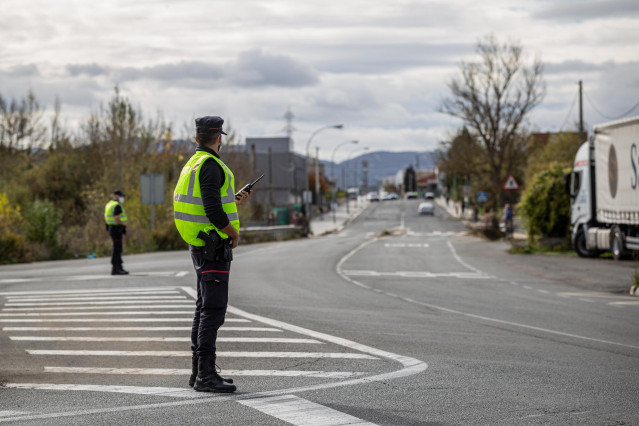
[
  {"left": 434, "top": 196, "right": 526, "bottom": 240},
  {"left": 309, "top": 198, "right": 368, "bottom": 236}
]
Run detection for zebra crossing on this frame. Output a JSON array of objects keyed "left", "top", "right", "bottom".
[
  {"left": 0, "top": 284, "right": 425, "bottom": 423},
  {"left": 1, "top": 286, "right": 384, "bottom": 389}
]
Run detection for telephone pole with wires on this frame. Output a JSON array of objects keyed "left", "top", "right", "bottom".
[{"left": 579, "top": 81, "right": 585, "bottom": 142}]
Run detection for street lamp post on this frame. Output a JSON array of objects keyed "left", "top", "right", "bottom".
[
  {"left": 346, "top": 147, "right": 369, "bottom": 211},
  {"left": 304, "top": 124, "right": 343, "bottom": 219},
  {"left": 331, "top": 140, "right": 358, "bottom": 222}
]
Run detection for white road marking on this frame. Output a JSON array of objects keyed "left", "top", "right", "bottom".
[
  {"left": 27, "top": 350, "right": 377, "bottom": 359},
  {"left": 510, "top": 281, "right": 519, "bottom": 286},
  {"left": 337, "top": 238, "right": 639, "bottom": 351},
  {"left": 2, "top": 383, "right": 209, "bottom": 399},
  {"left": 0, "top": 318, "right": 195, "bottom": 323},
  {"left": 0, "top": 278, "right": 40, "bottom": 284},
  {"left": 579, "top": 298, "right": 594, "bottom": 303},
  {"left": 4, "top": 290, "right": 180, "bottom": 300},
  {"left": 342, "top": 270, "right": 490, "bottom": 279},
  {"left": 383, "top": 243, "right": 430, "bottom": 248},
  {"left": 44, "top": 367, "right": 358, "bottom": 378},
  {"left": 239, "top": 394, "right": 377, "bottom": 425},
  {"left": 1, "top": 305, "right": 194, "bottom": 312},
  {"left": 0, "top": 291, "right": 427, "bottom": 422},
  {"left": 609, "top": 301, "right": 639, "bottom": 306},
  {"left": 12, "top": 336, "right": 320, "bottom": 343},
  {"left": 537, "top": 289, "right": 550, "bottom": 294},
  {"left": 6, "top": 299, "right": 188, "bottom": 307},
  {"left": 0, "top": 312, "right": 247, "bottom": 319},
  {"left": 175, "top": 271, "right": 189, "bottom": 277},
  {"left": 0, "top": 286, "right": 180, "bottom": 296},
  {"left": 523, "top": 285, "right": 533, "bottom": 290},
  {"left": 446, "top": 240, "right": 483, "bottom": 274},
  {"left": 3, "top": 326, "right": 282, "bottom": 332},
  {"left": 0, "top": 411, "right": 29, "bottom": 417},
  {"left": 6, "top": 295, "right": 187, "bottom": 302}
]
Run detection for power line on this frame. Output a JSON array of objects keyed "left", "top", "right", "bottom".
[
  {"left": 559, "top": 90, "right": 578, "bottom": 132},
  {"left": 584, "top": 92, "right": 639, "bottom": 121}
]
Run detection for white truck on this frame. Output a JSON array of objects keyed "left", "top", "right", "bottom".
[{"left": 567, "top": 116, "right": 639, "bottom": 260}]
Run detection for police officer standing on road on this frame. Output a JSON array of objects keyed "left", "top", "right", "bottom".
[
  {"left": 174, "top": 116, "right": 250, "bottom": 393},
  {"left": 104, "top": 190, "right": 129, "bottom": 275}
]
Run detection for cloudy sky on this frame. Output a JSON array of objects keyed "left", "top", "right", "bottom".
[{"left": 2, "top": 0, "right": 638, "bottom": 161}]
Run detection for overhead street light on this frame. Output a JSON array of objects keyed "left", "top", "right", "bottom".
[
  {"left": 345, "top": 146, "right": 369, "bottom": 212},
  {"left": 331, "top": 140, "right": 358, "bottom": 185},
  {"left": 330, "top": 140, "right": 358, "bottom": 223},
  {"left": 304, "top": 124, "right": 343, "bottom": 218}
]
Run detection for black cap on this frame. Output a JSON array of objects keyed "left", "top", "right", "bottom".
[
  {"left": 195, "top": 116, "right": 227, "bottom": 135},
  {"left": 113, "top": 190, "right": 125, "bottom": 196}
]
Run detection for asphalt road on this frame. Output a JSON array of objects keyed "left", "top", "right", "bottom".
[{"left": 1, "top": 199, "right": 638, "bottom": 425}]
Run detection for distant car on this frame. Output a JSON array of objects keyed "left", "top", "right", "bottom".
[
  {"left": 418, "top": 201, "right": 434, "bottom": 215},
  {"left": 382, "top": 193, "right": 399, "bottom": 201},
  {"left": 366, "top": 192, "right": 380, "bottom": 202},
  {"left": 424, "top": 192, "right": 435, "bottom": 200}
]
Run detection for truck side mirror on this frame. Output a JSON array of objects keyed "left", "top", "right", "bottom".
[{"left": 564, "top": 173, "right": 572, "bottom": 197}]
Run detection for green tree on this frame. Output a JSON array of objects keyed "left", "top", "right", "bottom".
[{"left": 518, "top": 164, "right": 571, "bottom": 239}]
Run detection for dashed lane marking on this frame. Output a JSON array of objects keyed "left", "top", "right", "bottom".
[
  {"left": 11, "top": 337, "right": 320, "bottom": 343},
  {"left": 239, "top": 394, "right": 377, "bottom": 425},
  {"left": 44, "top": 367, "right": 359, "bottom": 379},
  {"left": 609, "top": 301, "right": 639, "bottom": 306},
  {"left": 26, "top": 350, "right": 378, "bottom": 359}
]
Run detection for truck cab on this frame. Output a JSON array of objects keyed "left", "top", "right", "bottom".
[{"left": 566, "top": 116, "right": 639, "bottom": 260}]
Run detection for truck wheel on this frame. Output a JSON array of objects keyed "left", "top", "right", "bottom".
[
  {"left": 611, "top": 227, "right": 627, "bottom": 261},
  {"left": 575, "top": 228, "right": 599, "bottom": 258}
]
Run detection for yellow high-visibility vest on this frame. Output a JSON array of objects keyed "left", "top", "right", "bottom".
[
  {"left": 104, "top": 200, "right": 128, "bottom": 225},
  {"left": 173, "top": 151, "right": 239, "bottom": 246}
]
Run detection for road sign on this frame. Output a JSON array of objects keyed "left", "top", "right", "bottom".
[
  {"left": 503, "top": 174, "right": 520, "bottom": 191},
  {"left": 477, "top": 192, "right": 488, "bottom": 203},
  {"left": 140, "top": 174, "right": 165, "bottom": 231},
  {"left": 141, "top": 174, "right": 165, "bottom": 205}
]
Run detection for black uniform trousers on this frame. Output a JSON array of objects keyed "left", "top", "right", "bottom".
[
  {"left": 108, "top": 225, "right": 124, "bottom": 268},
  {"left": 189, "top": 245, "right": 230, "bottom": 359}
]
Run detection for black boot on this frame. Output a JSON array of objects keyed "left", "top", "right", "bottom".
[
  {"left": 189, "top": 355, "right": 232, "bottom": 387},
  {"left": 118, "top": 265, "right": 129, "bottom": 274},
  {"left": 111, "top": 267, "right": 127, "bottom": 275},
  {"left": 193, "top": 355, "right": 236, "bottom": 393}
]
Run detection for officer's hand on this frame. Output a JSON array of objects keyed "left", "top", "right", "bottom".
[{"left": 235, "top": 190, "right": 250, "bottom": 206}]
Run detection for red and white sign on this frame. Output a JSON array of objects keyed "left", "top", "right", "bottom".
[{"left": 503, "top": 174, "right": 520, "bottom": 191}]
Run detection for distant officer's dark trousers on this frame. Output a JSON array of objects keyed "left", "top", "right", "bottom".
[
  {"left": 189, "top": 245, "right": 230, "bottom": 359},
  {"left": 108, "top": 226, "right": 124, "bottom": 269}
]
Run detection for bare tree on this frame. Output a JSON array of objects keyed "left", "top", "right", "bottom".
[
  {"left": 0, "top": 90, "right": 47, "bottom": 163},
  {"left": 440, "top": 34, "right": 545, "bottom": 208}
]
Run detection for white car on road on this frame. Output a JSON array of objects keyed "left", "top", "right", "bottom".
[{"left": 418, "top": 201, "right": 434, "bottom": 215}]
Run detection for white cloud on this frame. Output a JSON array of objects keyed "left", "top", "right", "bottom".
[{"left": 1, "top": 0, "right": 638, "bottom": 159}]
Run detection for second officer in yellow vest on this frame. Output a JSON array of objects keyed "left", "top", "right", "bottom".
[
  {"left": 174, "top": 116, "right": 250, "bottom": 393},
  {"left": 104, "top": 190, "right": 129, "bottom": 275}
]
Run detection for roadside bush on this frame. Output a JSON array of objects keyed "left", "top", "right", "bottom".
[
  {"left": 0, "top": 193, "right": 29, "bottom": 263},
  {"left": 518, "top": 164, "right": 571, "bottom": 240},
  {"left": 151, "top": 221, "right": 186, "bottom": 251},
  {"left": 22, "top": 199, "right": 62, "bottom": 244}
]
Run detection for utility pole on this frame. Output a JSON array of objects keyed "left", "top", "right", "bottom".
[
  {"left": 579, "top": 80, "right": 584, "bottom": 142},
  {"left": 315, "top": 147, "right": 320, "bottom": 211}
]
